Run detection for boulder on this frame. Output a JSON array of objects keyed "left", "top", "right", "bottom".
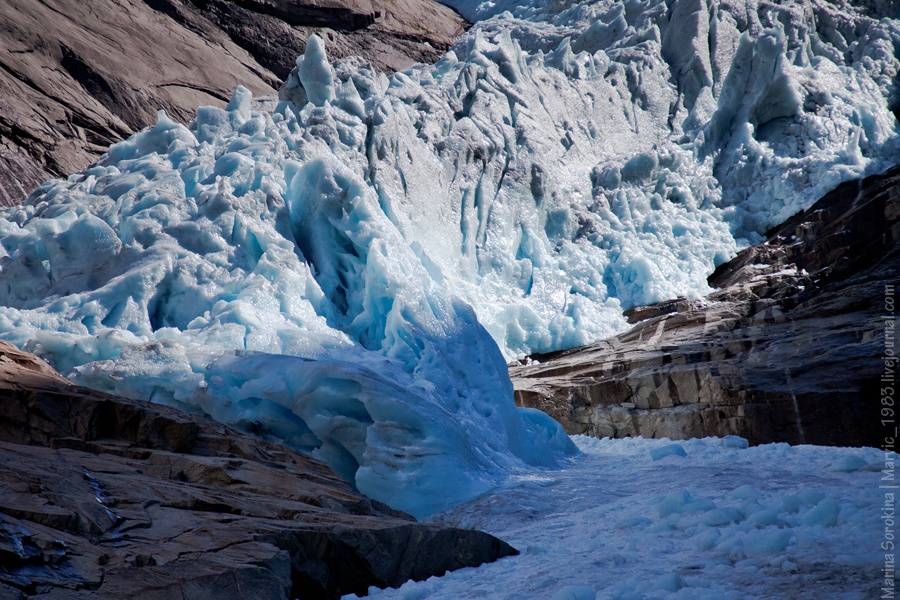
[
  {"left": 511, "top": 164, "right": 900, "bottom": 447},
  {"left": 0, "top": 340, "right": 516, "bottom": 599}
]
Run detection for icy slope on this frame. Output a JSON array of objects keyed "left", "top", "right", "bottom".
[
  {"left": 0, "top": 0, "right": 898, "bottom": 514},
  {"left": 0, "top": 98, "right": 577, "bottom": 517},
  {"left": 278, "top": 0, "right": 900, "bottom": 358}
]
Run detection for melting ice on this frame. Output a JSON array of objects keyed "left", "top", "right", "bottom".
[{"left": 0, "top": 0, "right": 897, "bottom": 515}]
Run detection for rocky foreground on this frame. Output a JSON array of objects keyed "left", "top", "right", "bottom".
[
  {"left": 512, "top": 164, "right": 899, "bottom": 448},
  {"left": 0, "top": 341, "right": 515, "bottom": 600},
  {"left": 0, "top": 0, "right": 466, "bottom": 206}
]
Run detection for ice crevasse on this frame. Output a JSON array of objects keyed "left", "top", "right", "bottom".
[{"left": 0, "top": 0, "right": 898, "bottom": 516}]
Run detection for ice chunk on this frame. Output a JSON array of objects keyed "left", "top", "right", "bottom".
[
  {"left": 828, "top": 455, "right": 868, "bottom": 472},
  {"left": 517, "top": 407, "right": 579, "bottom": 463},
  {"left": 658, "top": 489, "right": 692, "bottom": 517},
  {"left": 700, "top": 507, "right": 744, "bottom": 526},
  {"left": 799, "top": 489, "right": 825, "bottom": 506},
  {"left": 801, "top": 498, "right": 840, "bottom": 527},
  {"left": 782, "top": 494, "right": 802, "bottom": 514},
  {"left": 296, "top": 35, "right": 334, "bottom": 107},
  {"left": 746, "top": 509, "right": 779, "bottom": 528},
  {"left": 742, "top": 529, "right": 791, "bottom": 557},
  {"left": 722, "top": 435, "right": 749, "bottom": 449},
  {"left": 279, "top": 34, "right": 335, "bottom": 110},
  {"left": 694, "top": 528, "right": 720, "bottom": 551},
  {"left": 835, "top": 552, "right": 883, "bottom": 568},
  {"left": 729, "top": 485, "right": 761, "bottom": 501},
  {"left": 683, "top": 497, "right": 717, "bottom": 513},
  {"left": 650, "top": 443, "right": 688, "bottom": 460}
]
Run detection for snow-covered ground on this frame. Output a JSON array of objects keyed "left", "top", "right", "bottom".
[{"left": 353, "top": 436, "right": 890, "bottom": 600}]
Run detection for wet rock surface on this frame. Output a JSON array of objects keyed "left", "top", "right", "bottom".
[
  {"left": 511, "top": 164, "right": 900, "bottom": 448},
  {"left": 0, "top": 340, "right": 516, "bottom": 599},
  {"left": 0, "top": 0, "right": 466, "bottom": 207}
]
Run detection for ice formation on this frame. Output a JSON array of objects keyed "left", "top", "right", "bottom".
[
  {"left": 358, "top": 436, "right": 889, "bottom": 599},
  {"left": 0, "top": 0, "right": 898, "bottom": 514}
]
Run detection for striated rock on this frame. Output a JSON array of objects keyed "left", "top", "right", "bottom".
[
  {"left": 0, "top": 0, "right": 467, "bottom": 207},
  {"left": 0, "top": 340, "right": 516, "bottom": 599},
  {"left": 511, "top": 164, "right": 900, "bottom": 448},
  {"left": 179, "top": 0, "right": 467, "bottom": 80},
  {"left": 0, "top": 0, "right": 277, "bottom": 207}
]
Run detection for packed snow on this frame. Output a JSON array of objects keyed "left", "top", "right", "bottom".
[
  {"left": 0, "top": 0, "right": 897, "bottom": 514},
  {"left": 351, "top": 436, "right": 892, "bottom": 600}
]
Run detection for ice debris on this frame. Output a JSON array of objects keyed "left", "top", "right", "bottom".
[
  {"left": 721, "top": 435, "right": 749, "bottom": 449},
  {"left": 650, "top": 443, "right": 688, "bottom": 460},
  {"left": 359, "top": 437, "right": 887, "bottom": 600},
  {"left": 828, "top": 455, "right": 868, "bottom": 472}
]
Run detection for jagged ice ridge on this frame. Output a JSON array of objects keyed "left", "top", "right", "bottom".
[{"left": 0, "top": 0, "right": 897, "bottom": 515}]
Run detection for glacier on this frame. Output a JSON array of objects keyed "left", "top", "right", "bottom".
[{"left": 0, "top": 0, "right": 898, "bottom": 516}]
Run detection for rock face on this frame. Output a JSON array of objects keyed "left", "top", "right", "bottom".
[
  {"left": 0, "top": 0, "right": 467, "bottom": 207},
  {"left": 511, "top": 164, "right": 900, "bottom": 448},
  {"left": 181, "top": 0, "right": 467, "bottom": 78},
  {"left": 0, "top": 340, "right": 516, "bottom": 599}
]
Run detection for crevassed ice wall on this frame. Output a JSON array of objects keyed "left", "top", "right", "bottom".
[
  {"left": 285, "top": 0, "right": 900, "bottom": 358},
  {"left": 0, "top": 0, "right": 897, "bottom": 515}
]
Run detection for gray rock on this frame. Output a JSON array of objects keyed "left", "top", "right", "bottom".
[
  {"left": 0, "top": 0, "right": 467, "bottom": 207},
  {"left": 511, "top": 164, "right": 900, "bottom": 448},
  {"left": 0, "top": 340, "right": 516, "bottom": 599}
]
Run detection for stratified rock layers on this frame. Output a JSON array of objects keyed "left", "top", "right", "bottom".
[
  {"left": 0, "top": 0, "right": 466, "bottom": 206},
  {"left": 0, "top": 341, "right": 515, "bottom": 600},
  {"left": 511, "top": 165, "right": 900, "bottom": 448}
]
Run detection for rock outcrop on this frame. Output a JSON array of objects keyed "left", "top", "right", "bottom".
[
  {"left": 0, "top": 0, "right": 467, "bottom": 207},
  {"left": 511, "top": 164, "right": 900, "bottom": 448},
  {"left": 0, "top": 340, "right": 516, "bottom": 599}
]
